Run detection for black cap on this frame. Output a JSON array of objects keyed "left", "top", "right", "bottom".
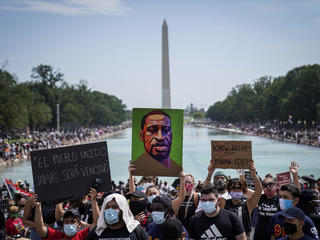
[
  {"left": 152, "top": 194, "right": 172, "bottom": 209},
  {"left": 301, "top": 189, "right": 319, "bottom": 202},
  {"left": 126, "top": 191, "right": 147, "bottom": 200},
  {"left": 63, "top": 209, "right": 80, "bottom": 221},
  {"left": 279, "top": 207, "right": 305, "bottom": 221},
  {"left": 301, "top": 175, "right": 316, "bottom": 183}
]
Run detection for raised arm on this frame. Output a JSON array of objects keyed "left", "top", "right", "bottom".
[
  {"left": 89, "top": 188, "right": 100, "bottom": 230},
  {"left": 22, "top": 194, "right": 37, "bottom": 228},
  {"left": 203, "top": 160, "right": 215, "bottom": 187},
  {"left": 246, "top": 159, "right": 262, "bottom": 216},
  {"left": 172, "top": 170, "right": 186, "bottom": 216},
  {"left": 128, "top": 163, "right": 136, "bottom": 193},
  {"left": 289, "top": 161, "right": 301, "bottom": 190},
  {"left": 34, "top": 201, "right": 48, "bottom": 238},
  {"left": 55, "top": 202, "right": 63, "bottom": 222}
]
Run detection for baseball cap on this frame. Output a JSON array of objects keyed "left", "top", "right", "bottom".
[
  {"left": 9, "top": 206, "right": 18, "bottom": 212},
  {"left": 301, "top": 175, "right": 316, "bottom": 183},
  {"left": 152, "top": 194, "right": 172, "bottom": 209},
  {"left": 279, "top": 207, "right": 305, "bottom": 221},
  {"left": 63, "top": 209, "right": 80, "bottom": 221},
  {"left": 214, "top": 171, "right": 228, "bottom": 179},
  {"left": 126, "top": 191, "right": 147, "bottom": 200},
  {"left": 301, "top": 189, "right": 320, "bottom": 204}
]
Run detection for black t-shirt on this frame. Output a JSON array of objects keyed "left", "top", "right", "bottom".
[
  {"left": 189, "top": 208, "right": 245, "bottom": 240},
  {"left": 86, "top": 225, "right": 148, "bottom": 240},
  {"left": 177, "top": 194, "right": 199, "bottom": 231},
  {"left": 254, "top": 194, "right": 280, "bottom": 240},
  {"left": 225, "top": 199, "right": 251, "bottom": 234}
]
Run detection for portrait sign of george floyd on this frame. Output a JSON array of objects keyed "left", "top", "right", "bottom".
[
  {"left": 31, "top": 141, "right": 111, "bottom": 203},
  {"left": 131, "top": 108, "right": 184, "bottom": 177},
  {"left": 211, "top": 140, "right": 252, "bottom": 169}
]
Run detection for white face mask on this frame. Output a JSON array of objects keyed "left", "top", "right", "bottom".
[
  {"left": 201, "top": 201, "right": 216, "bottom": 214},
  {"left": 152, "top": 211, "right": 166, "bottom": 224},
  {"left": 63, "top": 224, "right": 78, "bottom": 237}
]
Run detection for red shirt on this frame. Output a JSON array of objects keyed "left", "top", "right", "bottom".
[{"left": 44, "top": 226, "right": 89, "bottom": 240}]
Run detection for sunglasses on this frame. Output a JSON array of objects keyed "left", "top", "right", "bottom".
[{"left": 262, "top": 182, "right": 275, "bottom": 188}]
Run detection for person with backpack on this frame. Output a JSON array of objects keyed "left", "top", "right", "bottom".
[
  {"left": 177, "top": 174, "right": 200, "bottom": 232},
  {"left": 220, "top": 159, "right": 262, "bottom": 237}
]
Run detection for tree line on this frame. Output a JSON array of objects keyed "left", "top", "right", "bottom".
[
  {"left": 0, "top": 64, "right": 127, "bottom": 132},
  {"left": 206, "top": 64, "right": 320, "bottom": 125}
]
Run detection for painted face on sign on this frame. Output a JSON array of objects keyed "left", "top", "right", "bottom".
[{"left": 140, "top": 113, "right": 172, "bottom": 162}]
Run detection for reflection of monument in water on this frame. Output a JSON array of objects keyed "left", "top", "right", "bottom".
[{"left": 162, "top": 19, "right": 171, "bottom": 109}]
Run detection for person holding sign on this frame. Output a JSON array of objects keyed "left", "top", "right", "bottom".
[
  {"left": 220, "top": 159, "right": 262, "bottom": 237},
  {"left": 33, "top": 188, "right": 99, "bottom": 240}
]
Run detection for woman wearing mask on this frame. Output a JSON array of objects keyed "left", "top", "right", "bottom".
[
  {"left": 86, "top": 193, "right": 148, "bottom": 240},
  {"left": 177, "top": 173, "right": 200, "bottom": 231},
  {"left": 220, "top": 159, "right": 262, "bottom": 237},
  {"left": 254, "top": 176, "right": 281, "bottom": 240}
]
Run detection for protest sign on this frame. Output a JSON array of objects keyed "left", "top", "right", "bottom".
[
  {"left": 31, "top": 141, "right": 111, "bottom": 203},
  {"left": 131, "top": 108, "right": 184, "bottom": 177},
  {"left": 276, "top": 171, "right": 291, "bottom": 187},
  {"left": 211, "top": 141, "right": 252, "bottom": 169},
  {"left": 244, "top": 171, "right": 255, "bottom": 190}
]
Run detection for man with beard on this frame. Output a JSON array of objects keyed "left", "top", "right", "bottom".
[
  {"left": 203, "top": 160, "right": 231, "bottom": 200},
  {"left": 132, "top": 110, "right": 182, "bottom": 176}
]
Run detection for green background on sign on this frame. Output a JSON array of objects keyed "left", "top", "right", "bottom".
[{"left": 131, "top": 108, "right": 184, "bottom": 166}]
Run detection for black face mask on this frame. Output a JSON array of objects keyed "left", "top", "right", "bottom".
[
  {"left": 129, "top": 199, "right": 149, "bottom": 216},
  {"left": 214, "top": 179, "right": 226, "bottom": 191},
  {"left": 283, "top": 221, "right": 297, "bottom": 235}
]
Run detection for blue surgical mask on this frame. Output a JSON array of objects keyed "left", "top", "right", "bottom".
[
  {"left": 104, "top": 208, "right": 120, "bottom": 225},
  {"left": 148, "top": 195, "right": 156, "bottom": 203},
  {"left": 63, "top": 224, "right": 78, "bottom": 237},
  {"left": 230, "top": 191, "right": 243, "bottom": 200},
  {"left": 152, "top": 211, "right": 165, "bottom": 224},
  {"left": 279, "top": 198, "right": 293, "bottom": 211},
  {"left": 201, "top": 201, "right": 216, "bottom": 214}
]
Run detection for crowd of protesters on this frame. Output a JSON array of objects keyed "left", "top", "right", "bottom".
[
  {"left": 0, "top": 159, "right": 319, "bottom": 240},
  {"left": 0, "top": 125, "right": 129, "bottom": 166},
  {"left": 205, "top": 122, "right": 320, "bottom": 147}
]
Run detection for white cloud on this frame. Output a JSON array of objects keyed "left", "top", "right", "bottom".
[
  {"left": 313, "top": 17, "right": 320, "bottom": 22},
  {"left": 0, "top": 0, "right": 129, "bottom": 16}
]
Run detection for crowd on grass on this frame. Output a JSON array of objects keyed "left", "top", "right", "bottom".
[
  {"left": 0, "top": 125, "right": 128, "bottom": 166},
  {"left": 0, "top": 159, "right": 319, "bottom": 240},
  {"left": 211, "top": 122, "right": 320, "bottom": 147}
]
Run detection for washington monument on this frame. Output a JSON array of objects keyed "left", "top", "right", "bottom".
[{"left": 162, "top": 19, "right": 171, "bottom": 109}]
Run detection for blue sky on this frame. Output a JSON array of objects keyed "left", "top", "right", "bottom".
[{"left": 1, "top": 0, "right": 320, "bottom": 110}]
